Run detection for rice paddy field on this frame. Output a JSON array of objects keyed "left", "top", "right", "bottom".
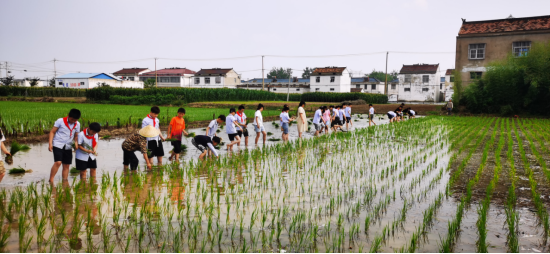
[{"left": 1, "top": 116, "right": 550, "bottom": 253}]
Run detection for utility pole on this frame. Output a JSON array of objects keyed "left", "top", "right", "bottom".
[
  {"left": 261, "top": 56, "right": 265, "bottom": 91},
  {"left": 53, "top": 59, "right": 57, "bottom": 79},
  {"left": 384, "top": 52, "right": 388, "bottom": 95},
  {"left": 155, "top": 58, "right": 158, "bottom": 88}
]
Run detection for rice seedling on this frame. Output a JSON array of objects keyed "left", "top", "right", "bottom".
[
  {"left": 8, "top": 166, "right": 27, "bottom": 174},
  {"left": 5, "top": 141, "right": 31, "bottom": 165}
]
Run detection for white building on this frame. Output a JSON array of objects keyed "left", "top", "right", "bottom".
[
  {"left": 388, "top": 79, "right": 399, "bottom": 102},
  {"left": 113, "top": 68, "right": 151, "bottom": 81},
  {"left": 193, "top": 68, "right": 240, "bottom": 88},
  {"left": 444, "top": 69, "right": 455, "bottom": 101},
  {"left": 309, "top": 67, "right": 351, "bottom": 93},
  {"left": 56, "top": 73, "right": 143, "bottom": 89},
  {"left": 237, "top": 78, "right": 310, "bottom": 94},
  {"left": 351, "top": 77, "right": 385, "bottom": 94},
  {"left": 396, "top": 64, "right": 441, "bottom": 102},
  {"left": 139, "top": 68, "right": 196, "bottom": 88},
  {"left": 13, "top": 79, "right": 47, "bottom": 87}
]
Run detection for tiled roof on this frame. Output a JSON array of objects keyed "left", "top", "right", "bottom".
[
  {"left": 399, "top": 64, "right": 439, "bottom": 74},
  {"left": 57, "top": 73, "right": 121, "bottom": 81},
  {"left": 140, "top": 68, "right": 196, "bottom": 76},
  {"left": 445, "top": 69, "right": 455, "bottom": 75},
  {"left": 459, "top": 15, "right": 550, "bottom": 35},
  {"left": 195, "top": 68, "right": 233, "bottom": 76},
  {"left": 312, "top": 67, "right": 346, "bottom": 75},
  {"left": 113, "top": 68, "right": 149, "bottom": 75}
]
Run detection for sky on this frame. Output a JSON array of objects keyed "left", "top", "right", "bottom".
[{"left": 1, "top": 0, "right": 549, "bottom": 80}]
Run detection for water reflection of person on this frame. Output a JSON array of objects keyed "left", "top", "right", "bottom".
[{"left": 67, "top": 179, "right": 100, "bottom": 251}]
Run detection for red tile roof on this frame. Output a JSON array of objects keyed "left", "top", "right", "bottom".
[
  {"left": 459, "top": 15, "right": 550, "bottom": 35},
  {"left": 312, "top": 67, "right": 347, "bottom": 75},
  {"left": 195, "top": 68, "right": 233, "bottom": 76},
  {"left": 399, "top": 64, "right": 439, "bottom": 74},
  {"left": 445, "top": 69, "right": 455, "bottom": 75},
  {"left": 113, "top": 68, "right": 149, "bottom": 75},
  {"left": 140, "top": 68, "right": 196, "bottom": 76}
]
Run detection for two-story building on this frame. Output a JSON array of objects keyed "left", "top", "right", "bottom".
[
  {"left": 113, "top": 68, "right": 150, "bottom": 81},
  {"left": 139, "top": 67, "right": 196, "bottom": 88},
  {"left": 444, "top": 69, "right": 455, "bottom": 101},
  {"left": 351, "top": 77, "right": 385, "bottom": 94},
  {"left": 309, "top": 67, "right": 351, "bottom": 93},
  {"left": 396, "top": 64, "right": 441, "bottom": 102},
  {"left": 455, "top": 15, "right": 550, "bottom": 86},
  {"left": 193, "top": 68, "right": 240, "bottom": 88}
]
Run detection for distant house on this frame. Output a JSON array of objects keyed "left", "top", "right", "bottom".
[
  {"left": 396, "top": 64, "right": 441, "bottom": 102},
  {"left": 444, "top": 69, "right": 455, "bottom": 101},
  {"left": 139, "top": 68, "right": 196, "bottom": 88},
  {"left": 56, "top": 73, "right": 143, "bottom": 89},
  {"left": 351, "top": 77, "right": 384, "bottom": 94},
  {"left": 238, "top": 77, "right": 310, "bottom": 94},
  {"left": 455, "top": 15, "right": 550, "bottom": 86},
  {"left": 113, "top": 68, "right": 151, "bottom": 81},
  {"left": 193, "top": 68, "right": 240, "bottom": 88},
  {"left": 309, "top": 67, "right": 351, "bottom": 93}
]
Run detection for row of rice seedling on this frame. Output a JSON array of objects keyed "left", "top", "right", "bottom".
[
  {"left": 503, "top": 118, "right": 520, "bottom": 253},
  {"left": 0, "top": 86, "right": 86, "bottom": 97}
]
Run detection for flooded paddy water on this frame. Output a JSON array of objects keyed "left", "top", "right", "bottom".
[{"left": 0, "top": 115, "right": 549, "bottom": 253}]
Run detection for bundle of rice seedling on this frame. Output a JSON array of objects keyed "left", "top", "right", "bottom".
[
  {"left": 268, "top": 138, "right": 281, "bottom": 142},
  {"left": 8, "top": 166, "right": 26, "bottom": 174},
  {"left": 69, "top": 167, "right": 79, "bottom": 174},
  {"left": 267, "top": 132, "right": 273, "bottom": 136},
  {"left": 187, "top": 132, "right": 196, "bottom": 138},
  {"left": 101, "top": 135, "right": 111, "bottom": 139},
  {"left": 165, "top": 138, "right": 178, "bottom": 142},
  {"left": 180, "top": 144, "right": 188, "bottom": 151},
  {"left": 5, "top": 141, "right": 30, "bottom": 165}
]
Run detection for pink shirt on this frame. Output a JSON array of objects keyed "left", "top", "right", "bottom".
[{"left": 322, "top": 110, "right": 331, "bottom": 122}]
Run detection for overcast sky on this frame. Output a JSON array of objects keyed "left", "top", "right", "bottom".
[{"left": 1, "top": 0, "right": 548, "bottom": 80}]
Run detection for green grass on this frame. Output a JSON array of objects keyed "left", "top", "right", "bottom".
[{"left": 0, "top": 101, "right": 280, "bottom": 135}]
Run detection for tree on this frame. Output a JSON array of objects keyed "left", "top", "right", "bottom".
[
  {"left": 302, "top": 67, "right": 313, "bottom": 79},
  {"left": 28, "top": 77, "right": 40, "bottom": 87},
  {"left": 49, "top": 77, "right": 56, "bottom": 87},
  {"left": 0, "top": 75, "right": 14, "bottom": 86},
  {"left": 144, "top": 78, "right": 156, "bottom": 88},
  {"left": 267, "top": 67, "right": 292, "bottom": 80},
  {"left": 365, "top": 69, "right": 398, "bottom": 81}
]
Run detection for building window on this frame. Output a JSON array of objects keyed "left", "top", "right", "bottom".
[
  {"left": 234, "top": 78, "right": 236, "bottom": 83},
  {"left": 273, "top": 88, "right": 277, "bottom": 91},
  {"left": 214, "top": 77, "right": 221, "bottom": 84},
  {"left": 315, "top": 88, "right": 320, "bottom": 91},
  {"left": 170, "top": 77, "right": 179, "bottom": 83},
  {"left": 405, "top": 74, "right": 411, "bottom": 82},
  {"left": 422, "top": 88, "right": 429, "bottom": 92},
  {"left": 330, "top": 88, "right": 335, "bottom": 91},
  {"left": 315, "top": 77, "right": 320, "bottom": 83},
  {"left": 296, "top": 88, "right": 300, "bottom": 91},
  {"left": 513, "top": 41, "right": 531, "bottom": 57},
  {"left": 128, "top": 77, "right": 134, "bottom": 81},
  {"left": 404, "top": 88, "right": 411, "bottom": 92},
  {"left": 470, "top": 72, "right": 482, "bottom": 79},
  {"left": 58, "top": 82, "right": 63, "bottom": 86},
  {"left": 469, "top": 43, "right": 486, "bottom": 59},
  {"left": 356, "top": 84, "right": 360, "bottom": 88},
  {"left": 330, "top": 76, "right": 335, "bottom": 83},
  {"left": 422, "top": 75, "right": 429, "bottom": 83},
  {"left": 194, "top": 78, "right": 200, "bottom": 84},
  {"left": 371, "top": 84, "right": 376, "bottom": 90},
  {"left": 450, "top": 76, "right": 455, "bottom": 82},
  {"left": 139, "top": 77, "right": 147, "bottom": 82},
  {"left": 160, "top": 77, "right": 170, "bottom": 83},
  {"left": 440, "top": 84, "right": 443, "bottom": 89},
  {"left": 391, "top": 84, "right": 396, "bottom": 90},
  {"left": 205, "top": 77, "right": 210, "bottom": 84}
]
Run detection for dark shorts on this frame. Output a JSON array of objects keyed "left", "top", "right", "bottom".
[
  {"left": 387, "top": 113, "right": 395, "bottom": 119},
  {"left": 237, "top": 128, "right": 249, "bottom": 137},
  {"left": 332, "top": 119, "right": 341, "bottom": 126},
  {"left": 369, "top": 114, "right": 374, "bottom": 120},
  {"left": 53, "top": 147, "right": 73, "bottom": 165},
  {"left": 122, "top": 148, "right": 140, "bottom": 170},
  {"left": 76, "top": 157, "right": 97, "bottom": 171},
  {"left": 228, "top": 133, "right": 238, "bottom": 141},
  {"left": 171, "top": 140, "right": 182, "bottom": 153},
  {"left": 147, "top": 140, "right": 164, "bottom": 158},
  {"left": 346, "top": 117, "right": 351, "bottom": 123},
  {"left": 191, "top": 138, "right": 207, "bottom": 153}
]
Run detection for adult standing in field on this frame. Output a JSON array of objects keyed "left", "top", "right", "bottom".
[
  {"left": 142, "top": 106, "right": 166, "bottom": 167},
  {"left": 236, "top": 105, "right": 249, "bottom": 146},
  {"left": 48, "top": 108, "right": 81, "bottom": 184},
  {"left": 192, "top": 135, "right": 221, "bottom": 159},
  {"left": 0, "top": 129, "right": 11, "bottom": 183},
  {"left": 297, "top": 101, "right": 307, "bottom": 138},
  {"left": 168, "top": 108, "right": 189, "bottom": 161},
  {"left": 322, "top": 106, "right": 331, "bottom": 134},
  {"left": 345, "top": 103, "right": 352, "bottom": 130},
  {"left": 447, "top": 99, "right": 453, "bottom": 116},
  {"left": 226, "top": 108, "right": 242, "bottom": 150},
  {"left": 253, "top": 104, "right": 267, "bottom": 145},
  {"left": 312, "top": 106, "right": 324, "bottom": 137},
  {"left": 121, "top": 125, "right": 157, "bottom": 170}
]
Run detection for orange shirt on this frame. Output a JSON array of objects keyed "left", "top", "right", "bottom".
[{"left": 170, "top": 117, "right": 185, "bottom": 138}]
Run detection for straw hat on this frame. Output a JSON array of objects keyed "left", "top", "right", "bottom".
[{"left": 139, "top": 125, "right": 160, "bottom": 138}]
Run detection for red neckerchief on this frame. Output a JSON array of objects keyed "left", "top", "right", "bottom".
[
  {"left": 63, "top": 117, "right": 78, "bottom": 137},
  {"left": 236, "top": 111, "right": 244, "bottom": 123},
  {"left": 84, "top": 128, "right": 97, "bottom": 148},
  {"left": 147, "top": 114, "right": 156, "bottom": 127}
]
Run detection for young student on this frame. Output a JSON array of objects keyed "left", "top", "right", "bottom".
[
  {"left": 75, "top": 122, "right": 101, "bottom": 180},
  {"left": 122, "top": 125, "right": 157, "bottom": 170},
  {"left": 404, "top": 107, "right": 416, "bottom": 119},
  {"left": 253, "top": 104, "right": 267, "bottom": 145},
  {"left": 206, "top": 115, "right": 226, "bottom": 138},
  {"left": 226, "top": 108, "right": 243, "bottom": 150},
  {"left": 192, "top": 135, "right": 221, "bottom": 160},
  {"left": 142, "top": 106, "right": 166, "bottom": 166},
  {"left": 312, "top": 106, "right": 324, "bottom": 137},
  {"left": 345, "top": 103, "right": 353, "bottom": 130},
  {"left": 0, "top": 129, "right": 11, "bottom": 183},
  {"left": 331, "top": 105, "right": 342, "bottom": 131},
  {"left": 394, "top": 105, "right": 404, "bottom": 122},
  {"left": 368, "top": 104, "right": 377, "bottom": 126},
  {"left": 296, "top": 101, "right": 307, "bottom": 138},
  {"left": 168, "top": 108, "right": 189, "bottom": 161},
  {"left": 236, "top": 105, "right": 249, "bottom": 146},
  {"left": 338, "top": 105, "right": 346, "bottom": 131},
  {"left": 322, "top": 106, "right": 331, "bottom": 134},
  {"left": 48, "top": 108, "right": 81, "bottom": 183},
  {"left": 279, "top": 106, "right": 292, "bottom": 141},
  {"left": 387, "top": 110, "right": 398, "bottom": 123}
]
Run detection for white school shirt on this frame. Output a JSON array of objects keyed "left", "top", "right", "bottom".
[
  {"left": 345, "top": 107, "right": 351, "bottom": 117},
  {"left": 76, "top": 130, "right": 98, "bottom": 161},
  {"left": 388, "top": 111, "right": 397, "bottom": 117},
  {"left": 313, "top": 109, "right": 322, "bottom": 124},
  {"left": 52, "top": 118, "right": 81, "bottom": 150},
  {"left": 369, "top": 107, "right": 375, "bottom": 115},
  {"left": 236, "top": 112, "right": 247, "bottom": 125},
  {"left": 332, "top": 108, "right": 338, "bottom": 118},
  {"left": 253, "top": 110, "right": 263, "bottom": 127},
  {"left": 0, "top": 129, "right": 4, "bottom": 143},
  {"left": 142, "top": 116, "right": 160, "bottom": 141},
  {"left": 226, "top": 114, "right": 238, "bottom": 134},
  {"left": 338, "top": 109, "right": 345, "bottom": 120},
  {"left": 280, "top": 112, "right": 290, "bottom": 124},
  {"left": 207, "top": 120, "right": 218, "bottom": 138},
  {"left": 410, "top": 110, "right": 416, "bottom": 116}
]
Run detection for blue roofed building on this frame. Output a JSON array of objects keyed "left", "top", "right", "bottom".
[
  {"left": 350, "top": 77, "right": 385, "bottom": 94},
  {"left": 56, "top": 73, "right": 143, "bottom": 89}
]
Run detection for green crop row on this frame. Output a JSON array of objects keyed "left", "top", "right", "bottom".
[{"left": 0, "top": 86, "right": 86, "bottom": 97}]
